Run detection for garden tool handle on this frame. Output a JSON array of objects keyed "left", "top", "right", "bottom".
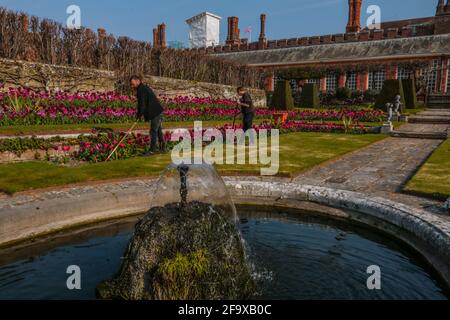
[{"left": 106, "top": 122, "right": 138, "bottom": 162}]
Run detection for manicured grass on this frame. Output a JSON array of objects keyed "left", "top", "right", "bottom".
[
  {"left": 403, "top": 107, "right": 426, "bottom": 116},
  {"left": 0, "top": 121, "right": 233, "bottom": 136},
  {"left": 217, "top": 133, "right": 384, "bottom": 176},
  {"left": 0, "top": 132, "right": 385, "bottom": 194},
  {"left": 0, "top": 119, "right": 392, "bottom": 136},
  {"left": 0, "top": 120, "right": 271, "bottom": 136},
  {"left": 405, "top": 139, "right": 450, "bottom": 199}
]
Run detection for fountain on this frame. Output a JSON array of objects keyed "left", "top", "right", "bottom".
[{"left": 96, "top": 163, "right": 255, "bottom": 300}]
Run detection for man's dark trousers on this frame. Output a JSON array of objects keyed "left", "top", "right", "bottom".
[
  {"left": 150, "top": 114, "right": 165, "bottom": 152},
  {"left": 243, "top": 112, "right": 254, "bottom": 132}
]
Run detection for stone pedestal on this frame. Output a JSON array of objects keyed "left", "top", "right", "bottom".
[
  {"left": 380, "top": 122, "right": 393, "bottom": 134},
  {"left": 400, "top": 115, "right": 408, "bottom": 123},
  {"left": 444, "top": 198, "right": 450, "bottom": 212}
]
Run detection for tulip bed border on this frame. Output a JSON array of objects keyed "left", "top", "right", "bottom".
[{"left": 0, "top": 87, "right": 386, "bottom": 126}]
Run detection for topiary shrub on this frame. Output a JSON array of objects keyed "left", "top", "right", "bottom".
[
  {"left": 401, "top": 79, "right": 418, "bottom": 109},
  {"left": 335, "top": 87, "right": 351, "bottom": 100},
  {"left": 266, "top": 91, "right": 274, "bottom": 108},
  {"left": 351, "top": 90, "right": 364, "bottom": 100},
  {"left": 375, "top": 80, "right": 406, "bottom": 112},
  {"left": 363, "top": 89, "right": 378, "bottom": 102},
  {"left": 299, "top": 83, "right": 320, "bottom": 108},
  {"left": 270, "top": 80, "right": 294, "bottom": 110}
]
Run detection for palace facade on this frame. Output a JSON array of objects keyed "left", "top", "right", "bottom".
[{"left": 193, "top": 1, "right": 450, "bottom": 97}]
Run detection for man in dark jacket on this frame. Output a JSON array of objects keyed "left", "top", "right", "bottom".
[
  {"left": 130, "top": 75, "right": 166, "bottom": 155},
  {"left": 237, "top": 87, "right": 255, "bottom": 132}
]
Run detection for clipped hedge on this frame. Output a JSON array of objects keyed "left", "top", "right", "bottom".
[
  {"left": 401, "top": 79, "right": 418, "bottom": 109},
  {"left": 375, "top": 80, "right": 405, "bottom": 112},
  {"left": 270, "top": 80, "right": 294, "bottom": 110},
  {"left": 335, "top": 87, "right": 351, "bottom": 100},
  {"left": 299, "top": 83, "right": 320, "bottom": 108}
]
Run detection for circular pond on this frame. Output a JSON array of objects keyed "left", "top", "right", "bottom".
[{"left": 0, "top": 210, "right": 448, "bottom": 300}]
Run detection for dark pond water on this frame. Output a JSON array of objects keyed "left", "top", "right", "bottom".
[{"left": 0, "top": 210, "right": 448, "bottom": 300}]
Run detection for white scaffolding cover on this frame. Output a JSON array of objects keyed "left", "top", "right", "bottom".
[{"left": 186, "top": 12, "right": 221, "bottom": 48}]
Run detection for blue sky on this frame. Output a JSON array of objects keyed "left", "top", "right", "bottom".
[{"left": 0, "top": 0, "right": 436, "bottom": 45}]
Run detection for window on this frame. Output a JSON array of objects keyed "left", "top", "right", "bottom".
[
  {"left": 398, "top": 67, "right": 412, "bottom": 80},
  {"left": 307, "top": 78, "right": 320, "bottom": 85},
  {"left": 427, "top": 60, "right": 439, "bottom": 93},
  {"left": 447, "top": 59, "right": 450, "bottom": 93},
  {"left": 368, "top": 70, "right": 385, "bottom": 91},
  {"left": 326, "top": 73, "right": 338, "bottom": 92},
  {"left": 346, "top": 72, "right": 357, "bottom": 90},
  {"left": 290, "top": 79, "right": 299, "bottom": 93}
]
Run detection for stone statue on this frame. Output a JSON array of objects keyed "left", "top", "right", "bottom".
[
  {"left": 444, "top": 198, "right": 450, "bottom": 212},
  {"left": 386, "top": 95, "right": 402, "bottom": 122},
  {"left": 386, "top": 103, "right": 394, "bottom": 122},
  {"left": 394, "top": 94, "right": 402, "bottom": 120}
]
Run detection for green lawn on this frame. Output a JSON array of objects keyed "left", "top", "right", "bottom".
[
  {"left": 0, "top": 119, "right": 391, "bottom": 136},
  {"left": 405, "top": 139, "right": 450, "bottom": 200},
  {"left": 0, "top": 132, "right": 384, "bottom": 194},
  {"left": 0, "top": 120, "right": 257, "bottom": 136}
]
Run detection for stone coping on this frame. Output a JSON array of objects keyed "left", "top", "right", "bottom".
[{"left": 0, "top": 178, "right": 449, "bottom": 287}]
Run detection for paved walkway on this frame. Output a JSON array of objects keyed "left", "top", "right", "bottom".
[
  {"left": 395, "top": 123, "right": 449, "bottom": 134},
  {"left": 293, "top": 137, "right": 442, "bottom": 193},
  {"left": 293, "top": 109, "right": 449, "bottom": 214},
  {"left": 416, "top": 110, "right": 450, "bottom": 117}
]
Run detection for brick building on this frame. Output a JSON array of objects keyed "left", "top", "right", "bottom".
[{"left": 203, "top": 0, "right": 450, "bottom": 97}]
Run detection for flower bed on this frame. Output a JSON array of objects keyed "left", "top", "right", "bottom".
[
  {"left": 75, "top": 122, "right": 368, "bottom": 162},
  {"left": 0, "top": 87, "right": 385, "bottom": 126},
  {"left": 0, "top": 119, "right": 372, "bottom": 164}
]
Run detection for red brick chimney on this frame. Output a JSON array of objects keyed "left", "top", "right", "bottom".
[
  {"left": 446, "top": 0, "right": 450, "bottom": 13},
  {"left": 153, "top": 28, "right": 159, "bottom": 48},
  {"left": 153, "top": 24, "right": 166, "bottom": 48},
  {"left": 159, "top": 23, "right": 166, "bottom": 48},
  {"left": 22, "top": 14, "right": 29, "bottom": 33},
  {"left": 346, "top": 0, "right": 362, "bottom": 33},
  {"left": 258, "top": 14, "right": 267, "bottom": 49},
  {"left": 437, "top": 0, "right": 445, "bottom": 15},
  {"left": 226, "top": 16, "right": 240, "bottom": 45},
  {"left": 97, "top": 28, "right": 107, "bottom": 39},
  {"left": 158, "top": 23, "right": 166, "bottom": 48},
  {"left": 435, "top": 0, "right": 450, "bottom": 34}
]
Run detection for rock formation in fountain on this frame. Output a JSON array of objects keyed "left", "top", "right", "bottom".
[{"left": 96, "top": 164, "right": 255, "bottom": 300}]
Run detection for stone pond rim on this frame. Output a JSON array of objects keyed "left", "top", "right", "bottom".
[{"left": 0, "top": 178, "right": 449, "bottom": 288}]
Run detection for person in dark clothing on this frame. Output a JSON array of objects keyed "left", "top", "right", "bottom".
[
  {"left": 130, "top": 75, "right": 166, "bottom": 156},
  {"left": 237, "top": 87, "right": 255, "bottom": 132}
]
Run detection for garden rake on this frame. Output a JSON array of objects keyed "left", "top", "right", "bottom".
[{"left": 106, "top": 121, "right": 138, "bottom": 161}]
